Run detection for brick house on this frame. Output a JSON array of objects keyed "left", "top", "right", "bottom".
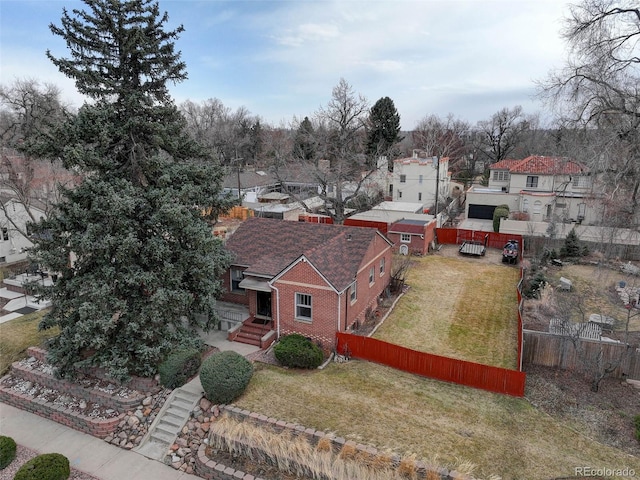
[
  {"left": 221, "top": 217, "right": 393, "bottom": 351},
  {"left": 386, "top": 218, "right": 436, "bottom": 256}
]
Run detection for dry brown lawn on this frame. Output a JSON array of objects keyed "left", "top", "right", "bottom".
[
  {"left": 0, "top": 310, "right": 54, "bottom": 375},
  {"left": 238, "top": 361, "right": 640, "bottom": 480},
  {"left": 543, "top": 263, "right": 640, "bottom": 331},
  {"left": 373, "top": 255, "right": 520, "bottom": 369}
]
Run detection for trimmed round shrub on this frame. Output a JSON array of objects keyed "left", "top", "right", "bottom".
[
  {"left": 199, "top": 350, "right": 253, "bottom": 404},
  {"left": 274, "top": 334, "right": 324, "bottom": 369},
  {"left": 14, "top": 453, "right": 70, "bottom": 480},
  {"left": 0, "top": 435, "right": 16, "bottom": 469},
  {"left": 158, "top": 348, "right": 202, "bottom": 389}
]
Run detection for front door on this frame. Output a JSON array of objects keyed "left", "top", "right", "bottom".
[{"left": 256, "top": 290, "right": 272, "bottom": 319}]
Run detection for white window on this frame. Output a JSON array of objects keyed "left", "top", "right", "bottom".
[
  {"left": 572, "top": 176, "right": 590, "bottom": 188},
  {"left": 369, "top": 267, "right": 375, "bottom": 285},
  {"left": 522, "top": 198, "right": 529, "bottom": 213},
  {"left": 400, "top": 174, "right": 406, "bottom": 183},
  {"left": 230, "top": 268, "right": 244, "bottom": 293},
  {"left": 401, "top": 233, "right": 411, "bottom": 243},
  {"left": 526, "top": 176, "right": 538, "bottom": 188},
  {"left": 379, "top": 257, "right": 385, "bottom": 275},
  {"left": 349, "top": 283, "right": 357, "bottom": 303},
  {"left": 493, "top": 171, "right": 509, "bottom": 181},
  {"left": 295, "top": 293, "right": 312, "bottom": 321},
  {"left": 533, "top": 200, "right": 542, "bottom": 214}
]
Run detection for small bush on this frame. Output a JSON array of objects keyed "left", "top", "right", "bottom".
[
  {"left": 158, "top": 348, "right": 202, "bottom": 389},
  {"left": 200, "top": 350, "right": 253, "bottom": 404},
  {"left": 0, "top": 435, "right": 16, "bottom": 469},
  {"left": 493, "top": 205, "right": 510, "bottom": 233},
  {"left": 14, "top": 453, "right": 70, "bottom": 480},
  {"left": 634, "top": 414, "right": 640, "bottom": 441},
  {"left": 273, "top": 334, "right": 324, "bottom": 369}
]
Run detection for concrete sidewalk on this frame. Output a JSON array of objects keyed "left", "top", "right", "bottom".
[{"left": 0, "top": 403, "right": 201, "bottom": 480}]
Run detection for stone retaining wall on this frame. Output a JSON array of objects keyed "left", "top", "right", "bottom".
[
  {"left": 194, "top": 405, "right": 472, "bottom": 480},
  {"left": 0, "top": 380, "right": 124, "bottom": 438},
  {"left": 10, "top": 361, "right": 143, "bottom": 411},
  {"left": 27, "top": 347, "right": 159, "bottom": 392}
]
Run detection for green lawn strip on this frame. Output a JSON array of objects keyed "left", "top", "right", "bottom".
[
  {"left": 238, "top": 362, "right": 640, "bottom": 479},
  {"left": 0, "top": 310, "right": 54, "bottom": 375}
]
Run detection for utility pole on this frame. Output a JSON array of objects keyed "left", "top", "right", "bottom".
[
  {"left": 434, "top": 155, "right": 440, "bottom": 219},
  {"left": 234, "top": 148, "right": 243, "bottom": 201}
]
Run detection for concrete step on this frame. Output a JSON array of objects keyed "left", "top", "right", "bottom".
[
  {"left": 150, "top": 429, "right": 175, "bottom": 445},
  {"left": 157, "top": 415, "right": 183, "bottom": 429}
]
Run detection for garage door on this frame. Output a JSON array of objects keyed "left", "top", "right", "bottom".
[{"left": 468, "top": 204, "right": 496, "bottom": 220}]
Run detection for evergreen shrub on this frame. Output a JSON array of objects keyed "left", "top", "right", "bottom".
[
  {"left": 493, "top": 205, "right": 510, "bottom": 233},
  {"left": 199, "top": 351, "right": 253, "bottom": 404},
  {"left": 274, "top": 334, "right": 324, "bottom": 369},
  {"left": 14, "top": 453, "right": 70, "bottom": 480},
  {"left": 158, "top": 348, "right": 202, "bottom": 389},
  {"left": 0, "top": 435, "right": 16, "bottom": 469}
]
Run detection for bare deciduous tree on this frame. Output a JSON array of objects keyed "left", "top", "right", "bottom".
[
  {"left": 0, "top": 79, "right": 79, "bottom": 231},
  {"left": 541, "top": 0, "right": 640, "bottom": 226},
  {"left": 474, "top": 106, "right": 537, "bottom": 165},
  {"left": 276, "top": 79, "right": 382, "bottom": 224}
]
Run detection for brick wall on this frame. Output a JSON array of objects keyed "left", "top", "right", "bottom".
[
  {"left": 10, "top": 362, "right": 144, "bottom": 411},
  {"left": 220, "top": 267, "right": 249, "bottom": 305},
  {"left": 194, "top": 405, "right": 473, "bottom": 480},
  {"left": 275, "top": 240, "right": 392, "bottom": 352},
  {"left": 0, "top": 378, "right": 124, "bottom": 438}
]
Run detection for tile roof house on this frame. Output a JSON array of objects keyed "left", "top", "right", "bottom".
[
  {"left": 465, "top": 155, "right": 600, "bottom": 226},
  {"left": 220, "top": 217, "right": 393, "bottom": 351}
]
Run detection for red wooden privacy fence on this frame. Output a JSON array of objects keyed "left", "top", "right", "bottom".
[
  {"left": 436, "top": 228, "right": 523, "bottom": 253},
  {"left": 336, "top": 333, "right": 526, "bottom": 397}
]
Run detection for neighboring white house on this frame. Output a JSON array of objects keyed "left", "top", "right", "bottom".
[
  {"left": 465, "top": 155, "right": 602, "bottom": 226},
  {"left": 389, "top": 150, "right": 450, "bottom": 213},
  {"left": 0, "top": 196, "right": 46, "bottom": 265}
]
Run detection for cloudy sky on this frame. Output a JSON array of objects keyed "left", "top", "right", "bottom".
[{"left": 0, "top": 0, "right": 572, "bottom": 130}]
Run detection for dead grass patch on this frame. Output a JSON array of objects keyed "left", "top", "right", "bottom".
[
  {"left": 238, "top": 361, "right": 640, "bottom": 479},
  {"left": 0, "top": 310, "right": 54, "bottom": 375},
  {"left": 373, "top": 255, "right": 519, "bottom": 368},
  {"left": 543, "top": 263, "right": 639, "bottom": 331}
]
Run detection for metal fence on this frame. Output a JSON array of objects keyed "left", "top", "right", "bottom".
[{"left": 336, "top": 333, "right": 526, "bottom": 397}]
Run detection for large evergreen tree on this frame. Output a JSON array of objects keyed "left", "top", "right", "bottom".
[
  {"left": 31, "top": 0, "right": 235, "bottom": 381},
  {"left": 366, "top": 96, "right": 402, "bottom": 168}
]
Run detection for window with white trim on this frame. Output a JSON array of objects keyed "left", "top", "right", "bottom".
[
  {"left": 379, "top": 257, "right": 385, "bottom": 275},
  {"left": 572, "top": 176, "right": 590, "bottom": 188},
  {"left": 526, "top": 176, "right": 538, "bottom": 188},
  {"left": 400, "top": 174, "right": 406, "bottom": 183},
  {"left": 369, "top": 266, "right": 375, "bottom": 285},
  {"left": 349, "top": 283, "right": 357, "bottom": 303},
  {"left": 418, "top": 174, "right": 423, "bottom": 184},
  {"left": 230, "top": 268, "right": 244, "bottom": 293},
  {"left": 400, "top": 233, "right": 411, "bottom": 243},
  {"left": 295, "top": 293, "right": 312, "bottom": 321},
  {"left": 493, "top": 171, "right": 509, "bottom": 181}
]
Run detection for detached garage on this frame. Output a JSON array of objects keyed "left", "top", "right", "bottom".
[{"left": 468, "top": 204, "right": 496, "bottom": 220}]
